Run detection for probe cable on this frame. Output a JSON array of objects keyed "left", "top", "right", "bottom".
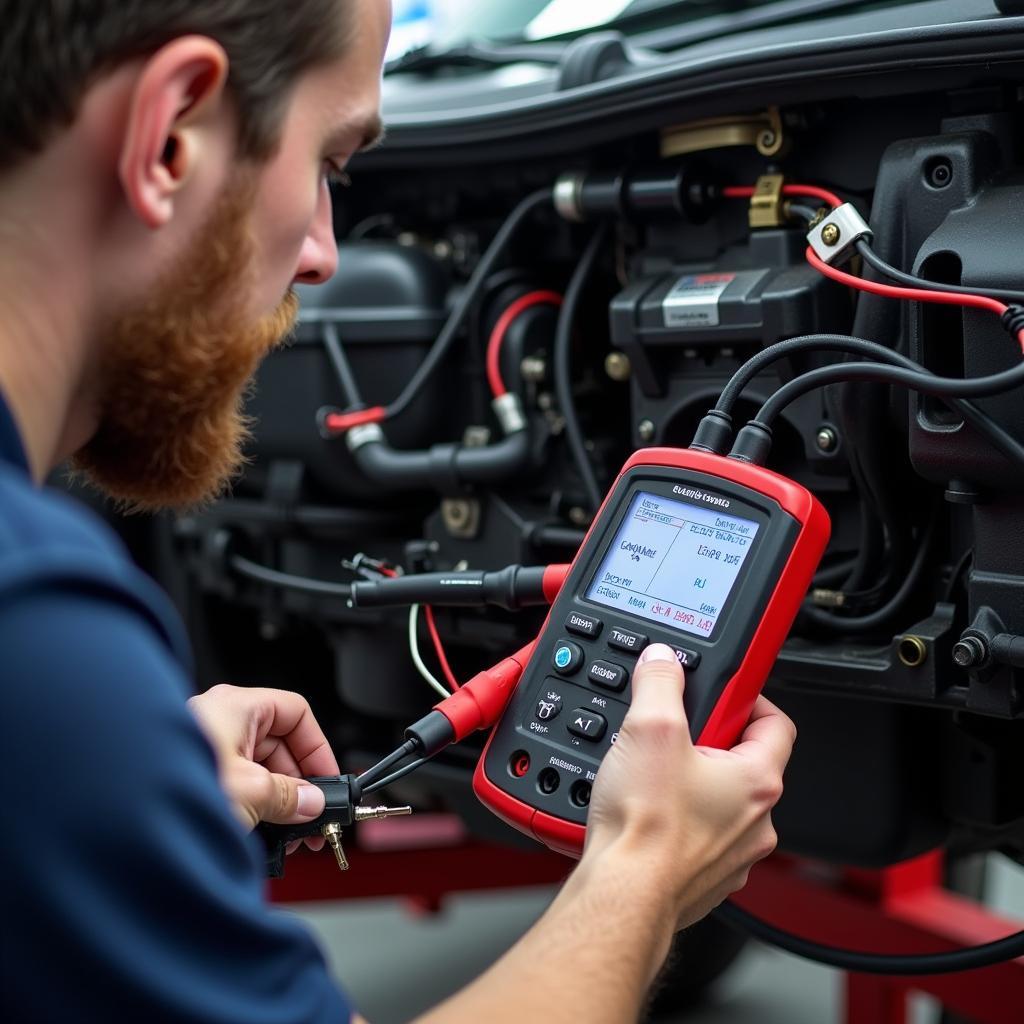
[
  {"left": 693, "top": 334, "right": 1024, "bottom": 470},
  {"left": 324, "top": 188, "right": 553, "bottom": 434},
  {"left": 487, "top": 290, "right": 563, "bottom": 398}
]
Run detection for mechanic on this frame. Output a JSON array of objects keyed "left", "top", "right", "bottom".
[{"left": 1, "top": 2, "right": 795, "bottom": 1021}]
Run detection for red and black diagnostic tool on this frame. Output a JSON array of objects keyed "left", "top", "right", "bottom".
[{"left": 473, "top": 447, "right": 830, "bottom": 855}]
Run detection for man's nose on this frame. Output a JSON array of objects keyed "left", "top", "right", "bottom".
[{"left": 293, "top": 181, "right": 338, "bottom": 285}]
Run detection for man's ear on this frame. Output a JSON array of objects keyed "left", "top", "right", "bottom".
[{"left": 118, "top": 36, "right": 230, "bottom": 229}]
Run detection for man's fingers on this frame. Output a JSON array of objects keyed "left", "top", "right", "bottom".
[
  {"left": 620, "top": 644, "right": 690, "bottom": 739},
  {"left": 728, "top": 696, "right": 797, "bottom": 772},
  {"left": 257, "top": 772, "right": 326, "bottom": 825},
  {"left": 249, "top": 688, "right": 341, "bottom": 776}
]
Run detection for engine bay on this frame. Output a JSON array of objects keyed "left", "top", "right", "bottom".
[{"left": 145, "top": 15, "right": 1024, "bottom": 873}]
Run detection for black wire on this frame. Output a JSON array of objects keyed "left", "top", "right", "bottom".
[
  {"left": 786, "top": 202, "right": 819, "bottom": 223},
  {"left": 322, "top": 322, "right": 365, "bottom": 407},
  {"left": 356, "top": 739, "right": 419, "bottom": 790},
  {"left": 754, "top": 358, "right": 1024, "bottom": 428},
  {"left": 362, "top": 754, "right": 432, "bottom": 794},
  {"left": 230, "top": 554, "right": 352, "bottom": 598},
  {"left": 717, "top": 901, "right": 1024, "bottom": 975},
  {"left": 856, "top": 240, "right": 1024, "bottom": 305},
  {"left": 384, "top": 189, "right": 552, "bottom": 421},
  {"left": 554, "top": 224, "right": 609, "bottom": 513},
  {"left": 716, "top": 334, "right": 1024, "bottom": 469},
  {"left": 802, "top": 514, "right": 936, "bottom": 633}
]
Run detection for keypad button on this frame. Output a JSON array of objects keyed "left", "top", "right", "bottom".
[
  {"left": 607, "top": 627, "right": 648, "bottom": 654},
  {"left": 587, "top": 659, "right": 628, "bottom": 692},
  {"left": 565, "top": 611, "right": 603, "bottom": 639},
  {"left": 670, "top": 646, "right": 701, "bottom": 669},
  {"left": 535, "top": 695, "right": 562, "bottom": 721},
  {"left": 567, "top": 708, "right": 608, "bottom": 741},
  {"left": 552, "top": 639, "right": 584, "bottom": 675}
]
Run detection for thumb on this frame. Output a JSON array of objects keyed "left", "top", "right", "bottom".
[
  {"left": 622, "top": 643, "right": 691, "bottom": 737},
  {"left": 258, "top": 773, "right": 326, "bottom": 825}
]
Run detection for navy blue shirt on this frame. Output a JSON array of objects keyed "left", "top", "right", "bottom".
[{"left": 0, "top": 391, "right": 353, "bottom": 1023}]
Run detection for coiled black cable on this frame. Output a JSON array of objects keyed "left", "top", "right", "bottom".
[{"left": 553, "top": 224, "right": 610, "bottom": 513}]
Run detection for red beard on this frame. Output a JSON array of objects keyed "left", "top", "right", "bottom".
[{"left": 73, "top": 182, "right": 298, "bottom": 511}]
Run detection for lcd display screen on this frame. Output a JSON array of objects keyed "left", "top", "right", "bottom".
[{"left": 585, "top": 490, "right": 761, "bottom": 639}]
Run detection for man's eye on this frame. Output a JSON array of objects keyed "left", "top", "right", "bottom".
[{"left": 324, "top": 161, "right": 352, "bottom": 188}]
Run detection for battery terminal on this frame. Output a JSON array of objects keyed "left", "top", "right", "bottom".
[{"left": 749, "top": 174, "right": 786, "bottom": 229}]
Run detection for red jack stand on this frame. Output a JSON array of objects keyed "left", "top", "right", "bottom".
[{"left": 732, "top": 851, "right": 1024, "bottom": 1024}]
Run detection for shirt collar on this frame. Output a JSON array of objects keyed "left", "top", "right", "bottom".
[{"left": 0, "top": 387, "right": 30, "bottom": 473}]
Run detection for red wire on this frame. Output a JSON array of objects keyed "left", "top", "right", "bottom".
[
  {"left": 423, "top": 605, "right": 459, "bottom": 691},
  {"left": 486, "top": 290, "right": 564, "bottom": 398},
  {"left": 722, "top": 184, "right": 845, "bottom": 208},
  {"left": 323, "top": 406, "right": 387, "bottom": 434}
]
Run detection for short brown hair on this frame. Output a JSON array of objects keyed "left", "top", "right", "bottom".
[{"left": 0, "top": 1, "right": 352, "bottom": 171}]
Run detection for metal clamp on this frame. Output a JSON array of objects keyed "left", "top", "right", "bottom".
[{"left": 807, "top": 203, "right": 873, "bottom": 265}]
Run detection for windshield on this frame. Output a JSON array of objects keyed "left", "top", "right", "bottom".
[{"left": 386, "top": 0, "right": 799, "bottom": 60}]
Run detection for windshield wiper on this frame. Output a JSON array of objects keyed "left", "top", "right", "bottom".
[{"left": 386, "top": 39, "right": 565, "bottom": 76}]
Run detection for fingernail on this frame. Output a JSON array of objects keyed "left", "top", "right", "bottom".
[
  {"left": 296, "top": 784, "right": 325, "bottom": 817},
  {"left": 638, "top": 643, "right": 676, "bottom": 665}
]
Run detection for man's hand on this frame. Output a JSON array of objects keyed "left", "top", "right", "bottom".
[
  {"left": 585, "top": 642, "right": 795, "bottom": 931},
  {"left": 187, "top": 685, "right": 340, "bottom": 851}
]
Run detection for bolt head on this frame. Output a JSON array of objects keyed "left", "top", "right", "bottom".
[
  {"left": 638, "top": 419, "right": 656, "bottom": 442},
  {"left": 604, "top": 352, "right": 631, "bottom": 382},
  {"left": 815, "top": 426, "right": 837, "bottom": 453},
  {"left": 821, "top": 223, "right": 841, "bottom": 246}
]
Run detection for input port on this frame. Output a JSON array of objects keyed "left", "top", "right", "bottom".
[
  {"left": 509, "top": 750, "right": 531, "bottom": 778},
  {"left": 570, "top": 780, "right": 592, "bottom": 807},
  {"left": 537, "top": 767, "right": 560, "bottom": 795}
]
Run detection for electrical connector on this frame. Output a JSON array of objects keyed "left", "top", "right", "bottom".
[{"left": 806, "top": 202, "right": 873, "bottom": 266}]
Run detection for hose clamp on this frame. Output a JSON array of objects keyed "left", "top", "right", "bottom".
[
  {"left": 346, "top": 422, "right": 385, "bottom": 453},
  {"left": 553, "top": 172, "right": 585, "bottom": 222},
  {"left": 492, "top": 393, "right": 528, "bottom": 435}
]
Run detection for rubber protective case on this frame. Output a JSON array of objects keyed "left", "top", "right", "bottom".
[{"left": 473, "top": 447, "right": 831, "bottom": 856}]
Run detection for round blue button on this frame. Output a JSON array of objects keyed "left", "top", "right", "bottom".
[{"left": 554, "top": 645, "right": 573, "bottom": 669}]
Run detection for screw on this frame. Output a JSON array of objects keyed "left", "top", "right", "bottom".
[
  {"left": 815, "top": 426, "right": 838, "bottom": 453},
  {"left": 604, "top": 352, "right": 631, "bottom": 381},
  {"left": 638, "top": 419, "right": 656, "bottom": 442},
  {"left": 821, "top": 223, "right": 841, "bottom": 247}
]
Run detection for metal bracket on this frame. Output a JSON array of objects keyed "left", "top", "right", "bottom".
[
  {"left": 661, "top": 106, "right": 785, "bottom": 158},
  {"left": 749, "top": 173, "right": 786, "bottom": 229}
]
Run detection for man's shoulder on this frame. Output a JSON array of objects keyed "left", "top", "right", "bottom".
[
  {"left": 0, "top": 462, "right": 125, "bottom": 560},
  {"left": 0, "top": 461, "right": 192, "bottom": 667}
]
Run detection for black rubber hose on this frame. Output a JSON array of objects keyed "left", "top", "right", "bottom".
[
  {"left": 553, "top": 224, "right": 609, "bottom": 513},
  {"left": 322, "top": 322, "right": 365, "bottom": 406},
  {"left": 349, "top": 429, "right": 531, "bottom": 493},
  {"left": 385, "top": 189, "right": 552, "bottom": 421},
  {"left": 717, "top": 902, "right": 1024, "bottom": 976},
  {"left": 856, "top": 240, "right": 1024, "bottom": 305}
]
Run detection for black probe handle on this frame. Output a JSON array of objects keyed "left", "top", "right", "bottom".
[{"left": 257, "top": 775, "right": 362, "bottom": 878}]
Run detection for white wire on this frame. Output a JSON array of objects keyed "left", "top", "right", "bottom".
[{"left": 408, "top": 604, "right": 449, "bottom": 699}]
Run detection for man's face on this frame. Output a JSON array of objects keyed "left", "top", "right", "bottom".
[{"left": 74, "top": 0, "right": 390, "bottom": 511}]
